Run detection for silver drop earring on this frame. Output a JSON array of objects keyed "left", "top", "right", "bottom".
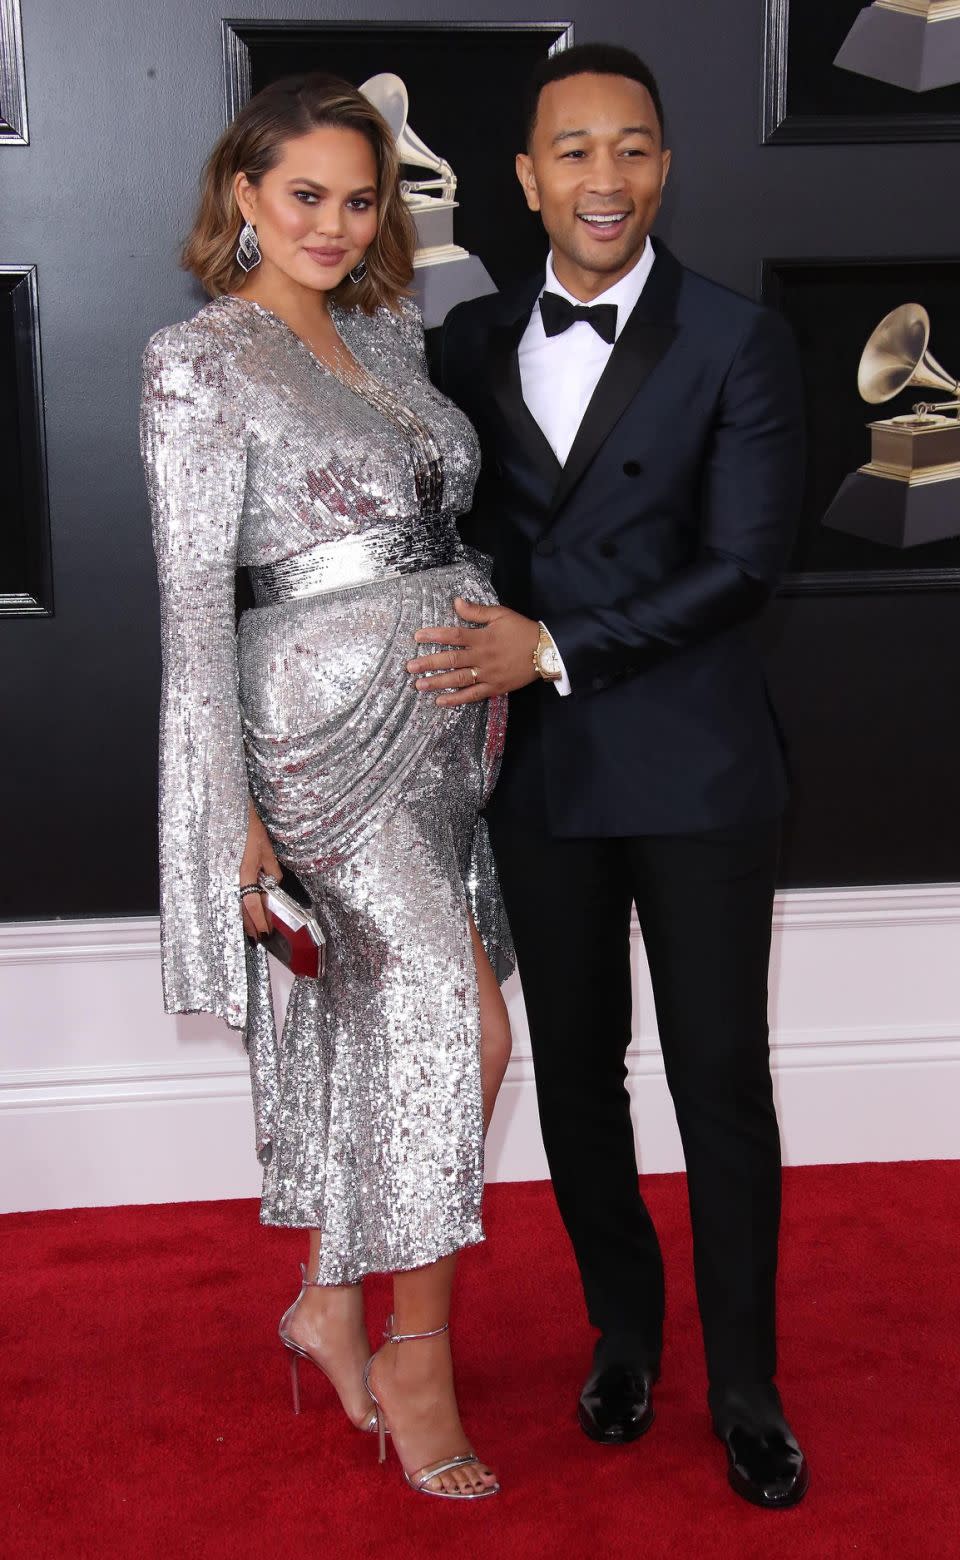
[
  {"left": 348, "top": 258, "right": 368, "bottom": 284},
  {"left": 236, "top": 221, "right": 262, "bottom": 273}
]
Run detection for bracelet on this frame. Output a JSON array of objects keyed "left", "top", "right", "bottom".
[{"left": 239, "top": 883, "right": 263, "bottom": 899}]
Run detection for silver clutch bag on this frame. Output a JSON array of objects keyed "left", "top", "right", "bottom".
[{"left": 257, "top": 872, "right": 327, "bottom": 979}]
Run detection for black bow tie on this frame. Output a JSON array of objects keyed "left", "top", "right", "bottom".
[{"left": 539, "top": 290, "right": 618, "bottom": 345}]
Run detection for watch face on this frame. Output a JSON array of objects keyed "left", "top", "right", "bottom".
[{"left": 539, "top": 646, "right": 563, "bottom": 678}]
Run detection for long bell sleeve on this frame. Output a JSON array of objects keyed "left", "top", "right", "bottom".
[{"left": 140, "top": 323, "right": 251, "bottom": 1030}]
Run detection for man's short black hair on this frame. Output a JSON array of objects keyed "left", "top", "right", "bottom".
[{"left": 523, "top": 43, "right": 665, "bottom": 148}]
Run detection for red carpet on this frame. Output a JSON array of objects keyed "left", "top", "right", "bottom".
[{"left": 3, "top": 1162, "right": 959, "bottom": 1559}]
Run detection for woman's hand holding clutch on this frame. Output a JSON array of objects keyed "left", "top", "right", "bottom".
[{"left": 239, "top": 799, "right": 282, "bottom": 940}]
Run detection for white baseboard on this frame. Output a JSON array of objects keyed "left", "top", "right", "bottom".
[{"left": 2, "top": 886, "right": 959, "bottom": 1212}]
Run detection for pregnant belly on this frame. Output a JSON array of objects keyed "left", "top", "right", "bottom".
[
  {"left": 236, "top": 561, "right": 497, "bottom": 869},
  {"left": 237, "top": 558, "right": 496, "bottom": 740}
]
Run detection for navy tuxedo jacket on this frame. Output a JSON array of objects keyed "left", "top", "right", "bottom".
[{"left": 438, "top": 240, "right": 806, "bottom": 836}]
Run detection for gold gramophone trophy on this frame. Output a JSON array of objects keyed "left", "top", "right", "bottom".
[
  {"left": 822, "top": 304, "right": 960, "bottom": 547},
  {"left": 359, "top": 73, "right": 495, "bottom": 328}
]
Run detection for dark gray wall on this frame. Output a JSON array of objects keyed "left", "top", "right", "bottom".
[{"left": 3, "top": 0, "right": 959, "bottom": 918}]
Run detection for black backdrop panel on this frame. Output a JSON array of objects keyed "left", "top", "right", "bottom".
[
  {"left": 766, "top": 0, "right": 960, "bottom": 141},
  {"left": 0, "top": 267, "right": 51, "bottom": 616},
  {"left": 237, "top": 24, "right": 569, "bottom": 289},
  {"left": 0, "top": 278, "right": 28, "bottom": 589},
  {"left": 764, "top": 258, "right": 960, "bottom": 587},
  {"left": 765, "top": 587, "right": 960, "bottom": 886}
]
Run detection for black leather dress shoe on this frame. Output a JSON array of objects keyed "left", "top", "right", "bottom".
[
  {"left": 578, "top": 1362, "right": 655, "bottom": 1443},
  {"left": 710, "top": 1385, "right": 809, "bottom": 1509}
]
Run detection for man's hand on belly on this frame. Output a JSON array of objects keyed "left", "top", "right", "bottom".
[{"left": 406, "top": 598, "right": 540, "bottom": 706}]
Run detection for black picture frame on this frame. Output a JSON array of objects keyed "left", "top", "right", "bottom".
[
  {"left": 762, "top": 0, "right": 960, "bottom": 145},
  {"left": 1, "top": 266, "right": 52, "bottom": 616},
  {"left": 0, "top": 0, "right": 28, "bottom": 144},
  {"left": 221, "top": 19, "right": 574, "bottom": 293},
  {"left": 762, "top": 255, "right": 960, "bottom": 594}
]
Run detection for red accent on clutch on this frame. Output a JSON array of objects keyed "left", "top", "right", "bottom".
[{"left": 258, "top": 875, "right": 327, "bottom": 980}]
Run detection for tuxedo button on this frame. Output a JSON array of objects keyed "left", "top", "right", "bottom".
[
  {"left": 623, "top": 460, "right": 643, "bottom": 477},
  {"left": 591, "top": 675, "right": 608, "bottom": 692},
  {"left": 599, "top": 541, "right": 618, "bottom": 558},
  {"left": 535, "top": 539, "right": 556, "bottom": 557}
]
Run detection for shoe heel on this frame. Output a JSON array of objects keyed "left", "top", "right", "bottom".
[
  {"left": 375, "top": 1405, "right": 387, "bottom": 1464},
  {"left": 287, "top": 1350, "right": 301, "bottom": 1415}
]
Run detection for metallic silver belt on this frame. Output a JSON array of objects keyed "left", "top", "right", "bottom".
[{"left": 248, "top": 520, "right": 460, "bottom": 607}]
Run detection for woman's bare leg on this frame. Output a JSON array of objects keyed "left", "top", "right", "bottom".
[
  {"left": 469, "top": 916, "right": 512, "bottom": 1135},
  {"left": 366, "top": 924, "right": 505, "bottom": 1493},
  {"left": 283, "top": 1231, "right": 373, "bottom": 1428},
  {"left": 290, "top": 923, "right": 508, "bottom": 1458},
  {"left": 367, "top": 1253, "right": 498, "bottom": 1495}
]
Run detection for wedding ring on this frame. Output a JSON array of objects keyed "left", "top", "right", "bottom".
[
  {"left": 239, "top": 884, "right": 263, "bottom": 899},
  {"left": 470, "top": 667, "right": 479, "bottom": 684}
]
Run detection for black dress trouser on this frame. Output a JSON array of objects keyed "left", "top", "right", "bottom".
[{"left": 488, "top": 810, "right": 783, "bottom": 1389}]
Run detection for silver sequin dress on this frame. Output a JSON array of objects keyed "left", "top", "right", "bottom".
[{"left": 140, "top": 294, "right": 513, "bottom": 1282}]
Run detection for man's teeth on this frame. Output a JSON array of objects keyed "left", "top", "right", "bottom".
[{"left": 579, "top": 213, "right": 626, "bottom": 226}]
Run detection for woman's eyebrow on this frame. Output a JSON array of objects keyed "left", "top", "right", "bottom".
[{"left": 286, "top": 177, "right": 377, "bottom": 196}]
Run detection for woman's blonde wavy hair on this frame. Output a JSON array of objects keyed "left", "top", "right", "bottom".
[{"left": 181, "top": 73, "right": 415, "bottom": 314}]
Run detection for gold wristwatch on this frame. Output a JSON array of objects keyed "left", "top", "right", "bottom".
[{"left": 533, "top": 621, "right": 564, "bottom": 683}]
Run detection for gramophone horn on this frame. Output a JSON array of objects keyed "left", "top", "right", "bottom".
[
  {"left": 858, "top": 303, "right": 960, "bottom": 405},
  {"left": 359, "top": 71, "right": 454, "bottom": 187},
  {"left": 358, "top": 72, "right": 408, "bottom": 143}
]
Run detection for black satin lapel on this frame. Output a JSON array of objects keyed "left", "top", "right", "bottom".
[
  {"left": 489, "top": 315, "right": 563, "bottom": 494},
  {"left": 549, "top": 242, "right": 683, "bottom": 519},
  {"left": 550, "top": 320, "right": 678, "bottom": 518}
]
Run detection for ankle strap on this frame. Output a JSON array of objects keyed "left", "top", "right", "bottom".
[{"left": 383, "top": 1313, "right": 449, "bottom": 1344}]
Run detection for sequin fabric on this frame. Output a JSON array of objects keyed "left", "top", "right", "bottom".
[{"left": 140, "top": 293, "right": 513, "bottom": 1281}]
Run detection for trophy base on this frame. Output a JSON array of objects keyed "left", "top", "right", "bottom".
[
  {"left": 410, "top": 253, "right": 497, "bottom": 330},
  {"left": 867, "top": 413, "right": 960, "bottom": 477},
  {"left": 412, "top": 201, "right": 461, "bottom": 258},
  {"left": 834, "top": 7, "right": 960, "bottom": 93},
  {"left": 823, "top": 468, "right": 960, "bottom": 548},
  {"left": 412, "top": 244, "right": 471, "bottom": 270}
]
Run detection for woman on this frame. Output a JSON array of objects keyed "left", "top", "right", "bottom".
[{"left": 140, "top": 73, "right": 513, "bottom": 1500}]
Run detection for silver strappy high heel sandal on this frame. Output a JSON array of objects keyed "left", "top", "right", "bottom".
[
  {"left": 278, "top": 1264, "right": 378, "bottom": 1433},
  {"left": 362, "top": 1316, "right": 500, "bottom": 1500}
]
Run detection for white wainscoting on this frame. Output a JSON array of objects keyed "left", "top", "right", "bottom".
[{"left": 2, "top": 886, "right": 959, "bottom": 1213}]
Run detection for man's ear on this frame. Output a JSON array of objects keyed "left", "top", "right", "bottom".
[
  {"left": 515, "top": 152, "right": 541, "bottom": 214},
  {"left": 659, "top": 148, "right": 672, "bottom": 198}
]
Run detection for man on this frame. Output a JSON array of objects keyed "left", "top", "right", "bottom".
[{"left": 407, "top": 43, "right": 808, "bottom": 1508}]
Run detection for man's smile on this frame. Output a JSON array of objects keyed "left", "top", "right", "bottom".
[{"left": 577, "top": 211, "right": 631, "bottom": 238}]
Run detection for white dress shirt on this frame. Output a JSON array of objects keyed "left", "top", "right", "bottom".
[{"left": 519, "top": 240, "right": 656, "bottom": 695}]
